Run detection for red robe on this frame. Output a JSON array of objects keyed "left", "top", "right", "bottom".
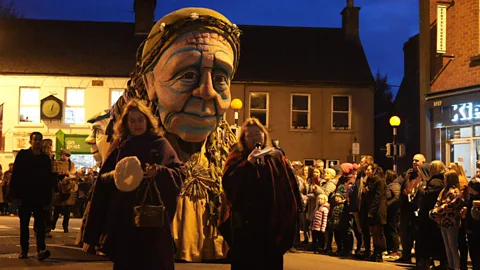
[{"left": 219, "top": 148, "right": 301, "bottom": 262}]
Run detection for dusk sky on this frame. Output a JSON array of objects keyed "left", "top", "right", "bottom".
[{"left": 13, "top": 0, "right": 419, "bottom": 98}]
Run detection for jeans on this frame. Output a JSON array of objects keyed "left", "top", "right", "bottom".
[
  {"left": 19, "top": 202, "right": 46, "bottom": 252},
  {"left": 312, "top": 230, "right": 326, "bottom": 251},
  {"left": 352, "top": 213, "right": 363, "bottom": 252},
  {"left": 370, "top": 224, "right": 386, "bottom": 255},
  {"left": 458, "top": 223, "right": 468, "bottom": 270},
  {"left": 385, "top": 207, "right": 400, "bottom": 252},
  {"left": 467, "top": 233, "right": 480, "bottom": 270},
  {"left": 441, "top": 227, "right": 460, "bottom": 270},
  {"left": 52, "top": 205, "right": 71, "bottom": 231},
  {"left": 360, "top": 210, "right": 371, "bottom": 254},
  {"left": 399, "top": 211, "right": 417, "bottom": 258}
]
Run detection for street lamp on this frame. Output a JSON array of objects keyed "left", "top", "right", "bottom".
[
  {"left": 231, "top": 98, "right": 243, "bottom": 137},
  {"left": 231, "top": 98, "right": 243, "bottom": 127},
  {"left": 389, "top": 116, "right": 401, "bottom": 173}
]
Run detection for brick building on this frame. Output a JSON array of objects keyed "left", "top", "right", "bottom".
[{"left": 420, "top": 0, "right": 480, "bottom": 178}]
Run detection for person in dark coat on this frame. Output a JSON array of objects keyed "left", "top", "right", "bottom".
[
  {"left": 220, "top": 117, "right": 301, "bottom": 270},
  {"left": 396, "top": 154, "right": 426, "bottom": 263},
  {"left": 9, "top": 132, "right": 53, "bottom": 260},
  {"left": 83, "top": 99, "right": 186, "bottom": 270},
  {"left": 364, "top": 164, "right": 387, "bottom": 262},
  {"left": 384, "top": 170, "right": 401, "bottom": 257},
  {"left": 415, "top": 161, "right": 447, "bottom": 270},
  {"left": 465, "top": 178, "right": 480, "bottom": 270}
]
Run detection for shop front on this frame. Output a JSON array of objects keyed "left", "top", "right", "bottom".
[
  {"left": 56, "top": 130, "right": 95, "bottom": 170},
  {"left": 427, "top": 87, "right": 480, "bottom": 180}
]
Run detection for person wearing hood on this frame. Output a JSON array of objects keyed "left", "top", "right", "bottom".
[{"left": 415, "top": 161, "right": 447, "bottom": 270}]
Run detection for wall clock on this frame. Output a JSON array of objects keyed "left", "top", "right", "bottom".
[{"left": 40, "top": 95, "right": 63, "bottom": 120}]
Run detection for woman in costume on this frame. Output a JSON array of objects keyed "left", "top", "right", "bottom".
[
  {"left": 81, "top": 7, "right": 241, "bottom": 262},
  {"left": 220, "top": 117, "right": 301, "bottom": 269},
  {"left": 83, "top": 99, "right": 185, "bottom": 269}
]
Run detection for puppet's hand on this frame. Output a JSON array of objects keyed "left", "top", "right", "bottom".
[{"left": 114, "top": 156, "right": 143, "bottom": 192}]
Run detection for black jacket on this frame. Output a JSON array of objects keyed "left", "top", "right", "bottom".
[
  {"left": 365, "top": 175, "right": 387, "bottom": 225},
  {"left": 10, "top": 148, "right": 53, "bottom": 205}
]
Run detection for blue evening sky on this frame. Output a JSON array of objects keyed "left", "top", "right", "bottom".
[{"left": 13, "top": 0, "right": 419, "bottom": 97}]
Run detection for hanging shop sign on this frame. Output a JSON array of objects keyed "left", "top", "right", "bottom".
[{"left": 437, "top": 5, "right": 447, "bottom": 54}]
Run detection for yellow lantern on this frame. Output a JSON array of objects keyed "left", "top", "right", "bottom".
[
  {"left": 389, "top": 116, "right": 401, "bottom": 127},
  {"left": 231, "top": 98, "right": 243, "bottom": 110}
]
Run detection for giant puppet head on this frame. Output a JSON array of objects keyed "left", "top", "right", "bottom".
[
  {"left": 139, "top": 8, "right": 241, "bottom": 143},
  {"left": 85, "top": 110, "right": 111, "bottom": 167}
]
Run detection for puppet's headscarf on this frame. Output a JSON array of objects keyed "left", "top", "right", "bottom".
[{"left": 140, "top": 7, "right": 241, "bottom": 76}]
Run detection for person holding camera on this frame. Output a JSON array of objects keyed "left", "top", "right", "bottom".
[
  {"left": 395, "top": 154, "right": 426, "bottom": 263},
  {"left": 220, "top": 117, "right": 301, "bottom": 270},
  {"left": 83, "top": 99, "right": 185, "bottom": 269}
]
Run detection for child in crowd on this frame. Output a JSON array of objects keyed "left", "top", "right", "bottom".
[{"left": 311, "top": 194, "right": 330, "bottom": 253}]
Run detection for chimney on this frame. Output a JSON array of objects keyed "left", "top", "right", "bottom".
[
  {"left": 341, "top": 0, "right": 361, "bottom": 41},
  {"left": 134, "top": 0, "right": 157, "bottom": 35}
]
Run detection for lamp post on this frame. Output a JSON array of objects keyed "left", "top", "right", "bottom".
[
  {"left": 389, "top": 116, "right": 401, "bottom": 173},
  {"left": 231, "top": 98, "right": 243, "bottom": 136}
]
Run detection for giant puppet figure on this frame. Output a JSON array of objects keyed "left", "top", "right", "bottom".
[{"left": 82, "top": 7, "right": 240, "bottom": 262}]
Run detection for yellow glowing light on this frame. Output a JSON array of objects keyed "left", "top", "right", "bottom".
[
  {"left": 389, "top": 116, "right": 401, "bottom": 127},
  {"left": 231, "top": 98, "right": 243, "bottom": 110}
]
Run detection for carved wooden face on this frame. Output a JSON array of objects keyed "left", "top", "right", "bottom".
[
  {"left": 145, "top": 31, "right": 234, "bottom": 142},
  {"left": 85, "top": 114, "right": 111, "bottom": 166}
]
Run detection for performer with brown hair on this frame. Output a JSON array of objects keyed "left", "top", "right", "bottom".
[{"left": 220, "top": 117, "right": 301, "bottom": 269}]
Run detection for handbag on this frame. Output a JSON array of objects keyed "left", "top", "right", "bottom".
[{"left": 133, "top": 174, "right": 165, "bottom": 228}]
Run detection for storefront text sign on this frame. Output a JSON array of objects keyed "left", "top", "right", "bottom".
[
  {"left": 451, "top": 102, "right": 480, "bottom": 122},
  {"left": 437, "top": 5, "right": 447, "bottom": 54},
  {"left": 64, "top": 135, "right": 90, "bottom": 154}
]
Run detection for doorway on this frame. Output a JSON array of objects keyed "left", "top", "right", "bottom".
[{"left": 447, "top": 139, "right": 472, "bottom": 179}]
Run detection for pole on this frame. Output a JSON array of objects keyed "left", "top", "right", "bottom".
[
  {"left": 393, "top": 126, "right": 397, "bottom": 174},
  {"left": 234, "top": 110, "right": 239, "bottom": 137}
]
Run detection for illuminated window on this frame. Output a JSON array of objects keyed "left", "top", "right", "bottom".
[
  {"left": 291, "top": 94, "right": 310, "bottom": 129},
  {"left": 332, "top": 95, "right": 351, "bottom": 130},
  {"left": 110, "top": 89, "right": 124, "bottom": 107},
  {"left": 19, "top": 87, "right": 40, "bottom": 123},
  {"left": 249, "top": 92, "right": 269, "bottom": 127},
  {"left": 65, "top": 88, "right": 85, "bottom": 124}
]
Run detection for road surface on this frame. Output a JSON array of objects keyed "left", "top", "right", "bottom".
[{"left": 0, "top": 215, "right": 413, "bottom": 269}]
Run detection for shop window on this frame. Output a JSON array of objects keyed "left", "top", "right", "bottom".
[
  {"left": 70, "top": 154, "right": 96, "bottom": 171},
  {"left": 19, "top": 87, "right": 40, "bottom": 123},
  {"left": 331, "top": 95, "right": 351, "bottom": 130},
  {"left": 65, "top": 88, "right": 85, "bottom": 124},
  {"left": 291, "top": 94, "right": 310, "bottom": 129},
  {"left": 249, "top": 92, "right": 269, "bottom": 127},
  {"left": 447, "top": 127, "right": 473, "bottom": 139},
  {"left": 110, "top": 89, "right": 124, "bottom": 107},
  {"left": 475, "top": 125, "right": 480, "bottom": 137},
  {"left": 303, "top": 159, "right": 315, "bottom": 166}
]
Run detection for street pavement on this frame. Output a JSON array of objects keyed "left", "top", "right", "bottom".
[{"left": 0, "top": 216, "right": 413, "bottom": 269}]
